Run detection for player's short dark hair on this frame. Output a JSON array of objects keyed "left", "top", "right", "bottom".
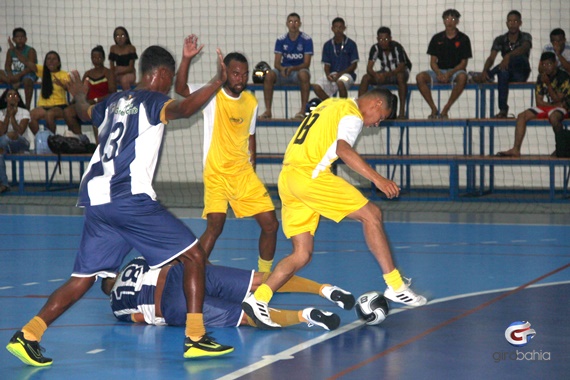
[
  {"left": 287, "top": 12, "right": 301, "bottom": 20},
  {"left": 507, "top": 10, "right": 521, "bottom": 19},
  {"left": 139, "top": 45, "right": 175, "bottom": 75},
  {"left": 366, "top": 87, "right": 395, "bottom": 111},
  {"left": 442, "top": 9, "right": 461, "bottom": 19},
  {"left": 550, "top": 28, "right": 566, "bottom": 38},
  {"left": 377, "top": 26, "right": 391, "bottom": 36},
  {"left": 224, "top": 52, "right": 248, "bottom": 67},
  {"left": 12, "top": 27, "right": 26, "bottom": 37},
  {"left": 332, "top": 17, "right": 345, "bottom": 26},
  {"left": 540, "top": 52, "right": 557, "bottom": 63}
]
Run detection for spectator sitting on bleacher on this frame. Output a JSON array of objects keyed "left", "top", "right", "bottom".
[
  {"left": 497, "top": 52, "right": 570, "bottom": 157},
  {"left": 416, "top": 9, "right": 472, "bottom": 119},
  {"left": 0, "top": 88, "right": 31, "bottom": 194},
  {"left": 259, "top": 12, "right": 313, "bottom": 120},
  {"left": 3, "top": 28, "right": 38, "bottom": 110},
  {"left": 543, "top": 28, "right": 570, "bottom": 73},
  {"left": 21, "top": 51, "right": 70, "bottom": 135},
  {"left": 358, "top": 26, "right": 411, "bottom": 119},
  {"left": 64, "top": 45, "right": 116, "bottom": 143},
  {"left": 475, "top": 10, "right": 532, "bottom": 119},
  {"left": 109, "top": 26, "right": 138, "bottom": 91},
  {"left": 312, "top": 17, "right": 358, "bottom": 101}
]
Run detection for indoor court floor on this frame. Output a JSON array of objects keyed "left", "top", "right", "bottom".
[{"left": 1, "top": 202, "right": 569, "bottom": 379}]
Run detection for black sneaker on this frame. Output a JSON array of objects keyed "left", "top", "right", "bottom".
[
  {"left": 183, "top": 335, "right": 234, "bottom": 358},
  {"left": 302, "top": 308, "right": 341, "bottom": 331},
  {"left": 321, "top": 285, "right": 355, "bottom": 310},
  {"left": 6, "top": 331, "right": 53, "bottom": 367}
]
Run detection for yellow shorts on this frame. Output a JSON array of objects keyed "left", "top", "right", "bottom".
[
  {"left": 278, "top": 165, "right": 369, "bottom": 238},
  {"left": 203, "top": 169, "right": 275, "bottom": 218}
]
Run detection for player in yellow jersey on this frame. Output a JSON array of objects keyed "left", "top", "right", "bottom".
[
  {"left": 243, "top": 88, "right": 427, "bottom": 329},
  {"left": 175, "top": 36, "right": 278, "bottom": 273}
]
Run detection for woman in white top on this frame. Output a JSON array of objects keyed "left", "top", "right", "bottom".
[{"left": 0, "top": 88, "right": 31, "bottom": 193}]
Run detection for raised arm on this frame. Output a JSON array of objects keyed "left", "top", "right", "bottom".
[
  {"left": 68, "top": 70, "right": 92, "bottom": 122},
  {"left": 174, "top": 34, "right": 204, "bottom": 97},
  {"left": 166, "top": 48, "right": 226, "bottom": 120}
]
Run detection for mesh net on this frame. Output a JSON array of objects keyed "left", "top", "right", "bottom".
[{"left": 2, "top": 0, "right": 569, "bottom": 206}]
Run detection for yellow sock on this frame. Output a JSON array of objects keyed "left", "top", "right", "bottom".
[
  {"left": 185, "top": 313, "right": 206, "bottom": 341},
  {"left": 383, "top": 268, "right": 404, "bottom": 291},
  {"left": 22, "top": 316, "right": 47, "bottom": 342},
  {"left": 268, "top": 309, "right": 301, "bottom": 327},
  {"left": 277, "top": 275, "right": 322, "bottom": 295},
  {"left": 244, "top": 315, "right": 256, "bottom": 327},
  {"left": 258, "top": 257, "right": 274, "bottom": 273},
  {"left": 253, "top": 283, "right": 273, "bottom": 303}
]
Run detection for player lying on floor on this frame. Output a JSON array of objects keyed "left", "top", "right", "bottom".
[{"left": 101, "top": 257, "right": 355, "bottom": 331}]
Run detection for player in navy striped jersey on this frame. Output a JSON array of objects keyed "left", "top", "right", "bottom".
[
  {"left": 103, "top": 256, "right": 355, "bottom": 331},
  {"left": 6, "top": 37, "right": 233, "bottom": 366}
]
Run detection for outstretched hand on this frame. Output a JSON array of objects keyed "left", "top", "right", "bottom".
[
  {"left": 215, "top": 48, "right": 227, "bottom": 83},
  {"left": 7, "top": 36, "right": 14, "bottom": 50},
  {"left": 67, "top": 70, "right": 88, "bottom": 98},
  {"left": 183, "top": 34, "right": 204, "bottom": 60}
]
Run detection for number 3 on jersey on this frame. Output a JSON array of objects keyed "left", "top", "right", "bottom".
[
  {"left": 102, "top": 122, "right": 126, "bottom": 163},
  {"left": 293, "top": 113, "right": 320, "bottom": 145}
]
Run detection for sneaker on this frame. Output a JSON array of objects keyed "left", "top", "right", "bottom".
[
  {"left": 183, "top": 335, "right": 234, "bottom": 358},
  {"left": 321, "top": 285, "right": 355, "bottom": 310},
  {"left": 6, "top": 331, "right": 53, "bottom": 367},
  {"left": 384, "top": 280, "right": 427, "bottom": 307},
  {"left": 241, "top": 293, "right": 281, "bottom": 329},
  {"left": 302, "top": 308, "right": 341, "bottom": 331}
]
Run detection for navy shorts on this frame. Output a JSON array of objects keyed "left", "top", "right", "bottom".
[
  {"left": 161, "top": 264, "right": 253, "bottom": 327},
  {"left": 72, "top": 195, "right": 198, "bottom": 277}
]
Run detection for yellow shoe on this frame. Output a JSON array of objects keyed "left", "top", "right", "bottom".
[
  {"left": 183, "top": 335, "right": 234, "bottom": 359},
  {"left": 6, "top": 331, "right": 53, "bottom": 367}
]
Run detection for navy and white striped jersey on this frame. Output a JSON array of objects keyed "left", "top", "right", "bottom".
[
  {"left": 77, "top": 90, "right": 174, "bottom": 206},
  {"left": 109, "top": 257, "right": 166, "bottom": 325}
]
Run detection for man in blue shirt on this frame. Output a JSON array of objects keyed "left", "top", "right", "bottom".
[
  {"left": 313, "top": 17, "right": 359, "bottom": 101},
  {"left": 259, "top": 12, "right": 313, "bottom": 120}
]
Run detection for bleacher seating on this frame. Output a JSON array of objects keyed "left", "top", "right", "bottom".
[{"left": 2, "top": 81, "right": 569, "bottom": 202}]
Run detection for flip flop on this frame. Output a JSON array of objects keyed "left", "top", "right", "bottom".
[
  {"left": 258, "top": 112, "right": 272, "bottom": 119},
  {"left": 496, "top": 151, "right": 518, "bottom": 157},
  {"left": 293, "top": 112, "right": 306, "bottom": 120}
]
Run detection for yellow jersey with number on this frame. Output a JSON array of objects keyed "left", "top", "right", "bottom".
[{"left": 283, "top": 97, "right": 363, "bottom": 177}]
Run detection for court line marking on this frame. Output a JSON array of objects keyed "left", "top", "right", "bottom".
[
  {"left": 218, "top": 276, "right": 570, "bottom": 380},
  {"left": 329, "top": 263, "right": 570, "bottom": 379}
]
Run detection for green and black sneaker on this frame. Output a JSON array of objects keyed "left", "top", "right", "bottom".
[
  {"left": 183, "top": 335, "right": 234, "bottom": 359},
  {"left": 6, "top": 331, "right": 53, "bottom": 367}
]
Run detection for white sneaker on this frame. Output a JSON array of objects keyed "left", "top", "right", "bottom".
[
  {"left": 384, "top": 281, "right": 427, "bottom": 307},
  {"left": 241, "top": 293, "right": 281, "bottom": 329},
  {"left": 302, "top": 308, "right": 340, "bottom": 331},
  {"left": 321, "top": 285, "right": 355, "bottom": 310}
]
